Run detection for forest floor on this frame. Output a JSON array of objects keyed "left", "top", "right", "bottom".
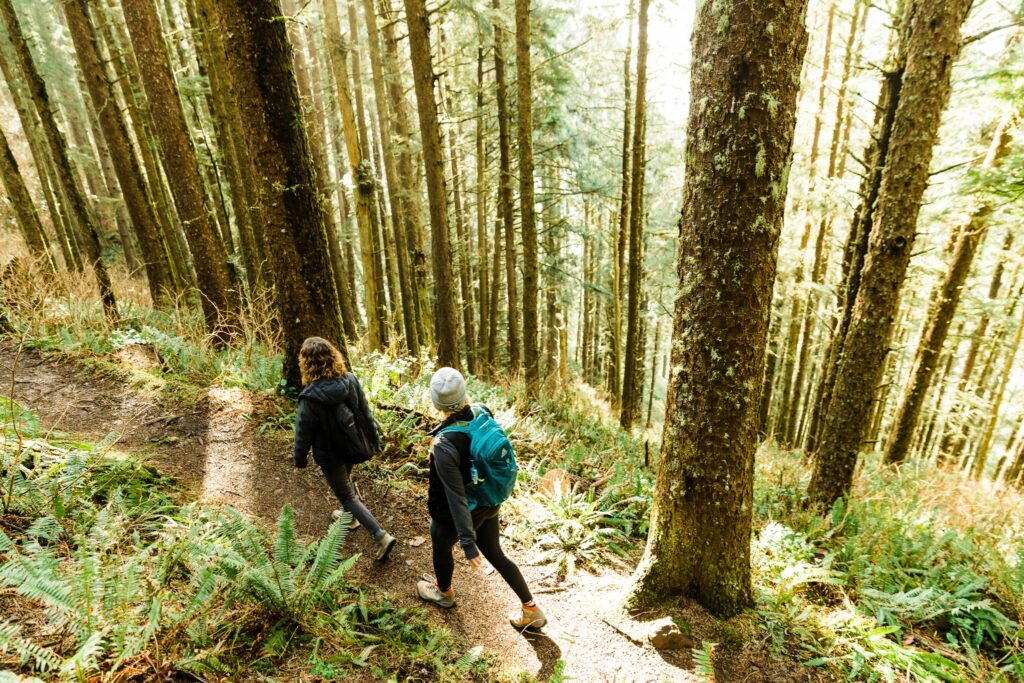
[{"left": 0, "top": 344, "right": 824, "bottom": 683}]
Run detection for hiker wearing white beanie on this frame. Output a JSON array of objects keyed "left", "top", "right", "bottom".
[{"left": 430, "top": 366, "right": 468, "bottom": 412}]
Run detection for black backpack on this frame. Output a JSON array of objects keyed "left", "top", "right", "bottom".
[{"left": 329, "top": 374, "right": 378, "bottom": 464}]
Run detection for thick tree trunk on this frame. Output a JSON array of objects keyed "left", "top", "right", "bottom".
[
  {"left": 620, "top": 0, "right": 649, "bottom": 429},
  {"left": 805, "top": 22, "right": 905, "bottom": 454},
  {"left": 122, "top": 0, "right": 238, "bottom": 341},
  {"left": 0, "top": 0, "right": 116, "bottom": 320},
  {"left": 210, "top": 0, "right": 346, "bottom": 386},
  {"left": 403, "top": 0, "right": 461, "bottom": 369},
  {"left": 883, "top": 114, "right": 1016, "bottom": 464},
  {"left": 63, "top": 0, "right": 174, "bottom": 305},
  {"left": 628, "top": 0, "right": 808, "bottom": 617},
  {"left": 809, "top": 0, "right": 973, "bottom": 510}
]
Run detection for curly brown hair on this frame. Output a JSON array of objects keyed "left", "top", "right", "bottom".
[{"left": 299, "top": 337, "right": 347, "bottom": 386}]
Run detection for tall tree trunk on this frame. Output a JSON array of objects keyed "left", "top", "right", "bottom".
[
  {"left": 805, "top": 21, "right": 905, "bottom": 454},
  {"left": 0, "top": 0, "right": 116, "bottom": 320},
  {"left": 187, "top": 0, "right": 268, "bottom": 295},
  {"left": 969, "top": 288, "right": 1024, "bottom": 480},
  {"left": 323, "top": 0, "right": 383, "bottom": 349},
  {"left": 620, "top": 0, "right": 649, "bottom": 429},
  {"left": 515, "top": 0, "right": 539, "bottom": 391},
  {"left": 0, "top": 124, "right": 54, "bottom": 267},
  {"left": 628, "top": 0, "right": 808, "bottom": 617},
  {"left": 782, "top": 1, "right": 836, "bottom": 446},
  {"left": 492, "top": 0, "right": 519, "bottom": 371},
  {"left": 209, "top": 0, "right": 346, "bottom": 386},
  {"left": 403, "top": 0, "right": 461, "bottom": 368},
  {"left": 361, "top": 0, "right": 417, "bottom": 354},
  {"left": 758, "top": 307, "right": 781, "bottom": 439},
  {"left": 346, "top": 0, "right": 390, "bottom": 347},
  {"left": 475, "top": 44, "right": 490, "bottom": 371},
  {"left": 63, "top": 0, "right": 174, "bottom": 305},
  {"left": 883, "top": 113, "right": 1017, "bottom": 464},
  {"left": 809, "top": 0, "right": 973, "bottom": 510},
  {"left": 611, "top": 0, "right": 634, "bottom": 405},
  {"left": 122, "top": 0, "right": 238, "bottom": 341},
  {"left": 377, "top": 0, "right": 429, "bottom": 348}
]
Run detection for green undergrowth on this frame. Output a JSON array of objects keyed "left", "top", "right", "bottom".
[
  {"left": 752, "top": 444, "right": 1024, "bottom": 682},
  {"left": 0, "top": 398, "right": 491, "bottom": 682}
]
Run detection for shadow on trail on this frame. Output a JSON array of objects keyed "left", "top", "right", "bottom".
[{"left": 522, "top": 630, "right": 563, "bottom": 679}]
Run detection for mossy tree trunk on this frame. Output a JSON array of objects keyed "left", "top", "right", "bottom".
[
  {"left": 210, "top": 0, "right": 346, "bottom": 386},
  {"left": 628, "top": 0, "right": 808, "bottom": 617},
  {"left": 0, "top": 123, "right": 54, "bottom": 267},
  {"left": 809, "top": 0, "right": 973, "bottom": 510}
]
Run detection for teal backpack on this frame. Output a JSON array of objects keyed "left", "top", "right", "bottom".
[{"left": 439, "top": 405, "right": 518, "bottom": 510}]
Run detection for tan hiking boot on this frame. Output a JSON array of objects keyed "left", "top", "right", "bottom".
[
  {"left": 331, "top": 509, "right": 360, "bottom": 530},
  {"left": 417, "top": 579, "right": 456, "bottom": 608},
  {"left": 510, "top": 604, "right": 547, "bottom": 630},
  {"left": 375, "top": 531, "right": 397, "bottom": 562}
]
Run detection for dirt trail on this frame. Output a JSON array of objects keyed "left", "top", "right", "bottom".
[{"left": 1, "top": 345, "right": 814, "bottom": 683}]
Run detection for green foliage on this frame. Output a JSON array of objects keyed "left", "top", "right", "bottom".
[
  {"left": 753, "top": 447, "right": 1024, "bottom": 682},
  {"left": 0, "top": 416, "right": 488, "bottom": 680},
  {"left": 692, "top": 641, "right": 717, "bottom": 682}
]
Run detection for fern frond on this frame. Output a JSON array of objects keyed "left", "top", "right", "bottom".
[{"left": 0, "top": 620, "right": 63, "bottom": 672}]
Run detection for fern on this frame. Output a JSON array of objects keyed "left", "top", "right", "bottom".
[
  {"left": 692, "top": 641, "right": 717, "bottom": 682},
  {"left": 0, "top": 621, "right": 62, "bottom": 672}
]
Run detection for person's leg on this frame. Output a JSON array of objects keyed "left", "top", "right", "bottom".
[
  {"left": 429, "top": 518, "right": 459, "bottom": 592},
  {"left": 320, "top": 460, "right": 383, "bottom": 539},
  {"left": 475, "top": 515, "right": 533, "bottom": 604}
]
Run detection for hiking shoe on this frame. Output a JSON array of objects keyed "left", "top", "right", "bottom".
[
  {"left": 417, "top": 579, "right": 455, "bottom": 609},
  {"left": 375, "top": 531, "right": 397, "bottom": 562},
  {"left": 510, "top": 605, "right": 547, "bottom": 630},
  {"left": 331, "top": 509, "right": 360, "bottom": 530}
]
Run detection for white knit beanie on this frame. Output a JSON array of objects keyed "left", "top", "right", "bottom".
[{"left": 430, "top": 367, "right": 467, "bottom": 411}]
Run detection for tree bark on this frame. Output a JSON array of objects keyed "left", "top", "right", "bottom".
[
  {"left": 883, "top": 113, "right": 1016, "bottom": 464},
  {"left": 515, "top": 0, "right": 539, "bottom": 390},
  {"left": 63, "top": 0, "right": 174, "bottom": 305},
  {"left": 620, "top": 0, "right": 649, "bottom": 429},
  {"left": 0, "top": 0, "right": 116, "bottom": 320},
  {"left": 0, "top": 123, "right": 54, "bottom": 267},
  {"left": 809, "top": 0, "right": 973, "bottom": 510},
  {"left": 361, "top": 0, "right": 417, "bottom": 354},
  {"left": 611, "top": 0, "right": 634, "bottom": 406},
  {"left": 628, "top": 0, "right": 808, "bottom": 617},
  {"left": 122, "top": 0, "right": 238, "bottom": 341},
  {"left": 475, "top": 44, "right": 490, "bottom": 371},
  {"left": 492, "top": 0, "right": 519, "bottom": 371},
  {"left": 209, "top": 0, "right": 347, "bottom": 386},
  {"left": 403, "top": 0, "right": 461, "bottom": 369}
]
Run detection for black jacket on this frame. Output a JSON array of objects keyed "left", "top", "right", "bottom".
[
  {"left": 292, "top": 373, "right": 380, "bottom": 469},
  {"left": 428, "top": 404, "right": 496, "bottom": 559}
]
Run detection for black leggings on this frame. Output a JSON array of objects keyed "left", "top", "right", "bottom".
[
  {"left": 319, "top": 460, "right": 383, "bottom": 539},
  {"left": 430, "top": 509, "right": 533, "bottom": 604}
]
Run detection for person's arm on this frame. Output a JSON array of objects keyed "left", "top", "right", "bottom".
[
  {"left": 350, "top": 374, "right": 381, "bottom": 452},
  {"left": 292, "top": 397, "right": 317, "bottom": 468},
  {"left": 432, "top": 435, "right": 479, "bottom": 560}
]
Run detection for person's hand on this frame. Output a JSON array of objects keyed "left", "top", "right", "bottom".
[{"left": 467, "top": 555, "right": 483, "bottom": 571}]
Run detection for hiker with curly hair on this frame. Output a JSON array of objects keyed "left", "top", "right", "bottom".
[
  {"left": 292, "top": 337, "right": 397, "bottom": 561},
  {"left": 416, "top": 367, "right": 546, "bottom": 630}
]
